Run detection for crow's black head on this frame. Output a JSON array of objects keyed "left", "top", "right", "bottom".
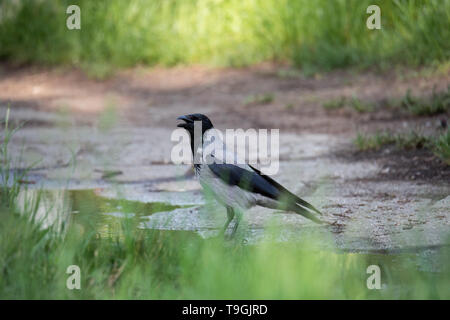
[{"left": 177, "top": 113, "right": 213, "bottom": 136}]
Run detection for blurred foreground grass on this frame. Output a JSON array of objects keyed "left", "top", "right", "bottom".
[
  {"left": 1, "top": 187, "right": 449, "bottom": 299},
  {"left": 0, "top": 0, "right": 448, "bottom": 75},
  {"left": 1, "top": 112, "right": 450, "bottom": 299}
]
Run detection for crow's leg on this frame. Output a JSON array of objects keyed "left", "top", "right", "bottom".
[
  {"left": 227, "top": 210, "right": 242, "bottom": 239},
  {"left": 220, "top": 206, "right": 235, "bottom": 235}
]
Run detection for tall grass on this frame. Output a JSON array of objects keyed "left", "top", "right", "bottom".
[
  {"left": 0, "top": 0, "right": 448, "bottom": 73},
  {"left": 0, "top": 108, "right": 28, "bottom": 208}
]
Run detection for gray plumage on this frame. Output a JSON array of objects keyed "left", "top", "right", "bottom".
[{"left": 177, "top": 113, "right": 323, "bottom": 238}]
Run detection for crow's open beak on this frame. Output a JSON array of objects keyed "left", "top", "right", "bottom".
[{"left": 177, "top": 115, "right": 193, "bottom": 128}]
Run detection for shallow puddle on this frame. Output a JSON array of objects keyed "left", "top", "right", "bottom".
[{"left": 14, "top": 188, "right": 189, "bottom": 238}]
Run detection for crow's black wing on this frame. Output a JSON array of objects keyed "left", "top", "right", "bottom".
[
  {"left": 208, "top": 163, "right": 322, "bottom": 218},
  {"left": 208, "top": 163, "right": 281, "bottom": 200},
  {"left": 248, "top": 164, "right": 322, "bottom": 215}
]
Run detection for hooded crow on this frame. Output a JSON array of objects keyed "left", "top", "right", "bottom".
[{"left": 177, "top": 113, "right": 323, "bottom": 238}]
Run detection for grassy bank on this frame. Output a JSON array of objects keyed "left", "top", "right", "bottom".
[
  {"left": 354, "top": 128, "right": 450, "bottom": 165},
  {"left": 0, "top": 0, "right": 449, "bottom": 74}
]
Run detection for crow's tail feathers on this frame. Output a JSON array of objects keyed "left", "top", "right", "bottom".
[
  {"left": 288, "top": 203, "right": 324, "bottom": 224},
  {"left": 247, "top": 164, "right": 323, "bottom": 223},
  {"left": 258, "top": 198, "right": 324, "bottom": 224},
  {"left": 294, "top": 197, "right": 322, "bottom": 216},
  {"left": 247, "top": 164, "right": 323, "bottom": 217}
]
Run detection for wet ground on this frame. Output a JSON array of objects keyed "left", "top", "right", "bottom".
[{"left": 1, "top": 64, "right": 449, "bottom": 257}]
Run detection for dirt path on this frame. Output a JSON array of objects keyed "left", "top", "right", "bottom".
[
  {"left": 0, "top": 63, "right": 449, "bottom": 253},
  {"left": 1, "top": 63, "right": 448, "bottom": 131}
]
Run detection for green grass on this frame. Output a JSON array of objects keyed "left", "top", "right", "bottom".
[
  {"left": 401, "top": 86, "right": 450, "bottom": 116},
  {"left": 350, "top": 96, "right": 375, "bottom": 113},
  {"left": 324, "top": 86, "right": 450, "bottom": 115},
  {"left": 322, "top": 97, "right": 347, "bottom": 110},
  {"left": 244, "top": 93, "right": 275, "bottom": 106},
  {"left": 354, "top": 130, "right": 429, "bottom": 151},
  {"left": 354, "top": 131, "right": 398, "bottom": 151},
  {"left": 0, "top": 0, "right": 449, "bottom": 75},
  {"left": 322, "top": 96, "right": 374, "bottom": 113},
  {"left": 0, "top": 108, "right": 30, "bottom": 208},
  {"left": 433, "top": 129, "right": 450, "bottom": 165},
  {"left": 354, "top": 129, "right": 450, "bottom": 165}
]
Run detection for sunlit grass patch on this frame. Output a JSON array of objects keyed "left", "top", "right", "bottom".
[
  {"left": 0, "top": 0, "right": 448, "bottom": 72},
  {"left": 433, "top": 129, "right": 450, "bottom": 165},
  {"left": 396, "top": 131, "right": 431, "bottom": 150},
  {"left": 324, "top": 86, "right": 450, "bottom": 115},
  {"left": 354, "top": 131, "right": 398, "bottom": 151},
  {"left": 0, "top": 108, "right": 30, "bottom": 208},
  {"left": 244, "top": 93, "right": 275, "bottom": 106},
  {"left": 350, "top": 96, "right": 375, "bottom": 113},
  {"left": 401, "top": 86, "right": 450, "bottom": 116},
  {"left": 322, "top": 97, "right": 346, "bottom": 110},
  {"left": 354, "top": 130, "right": 430, "bottom": 151},
  {"left": 354, "top": 129, "right": 450, "bottom": 165},
  {"left": 322, "top": 96, "right": 374, "bottom": 113}
]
